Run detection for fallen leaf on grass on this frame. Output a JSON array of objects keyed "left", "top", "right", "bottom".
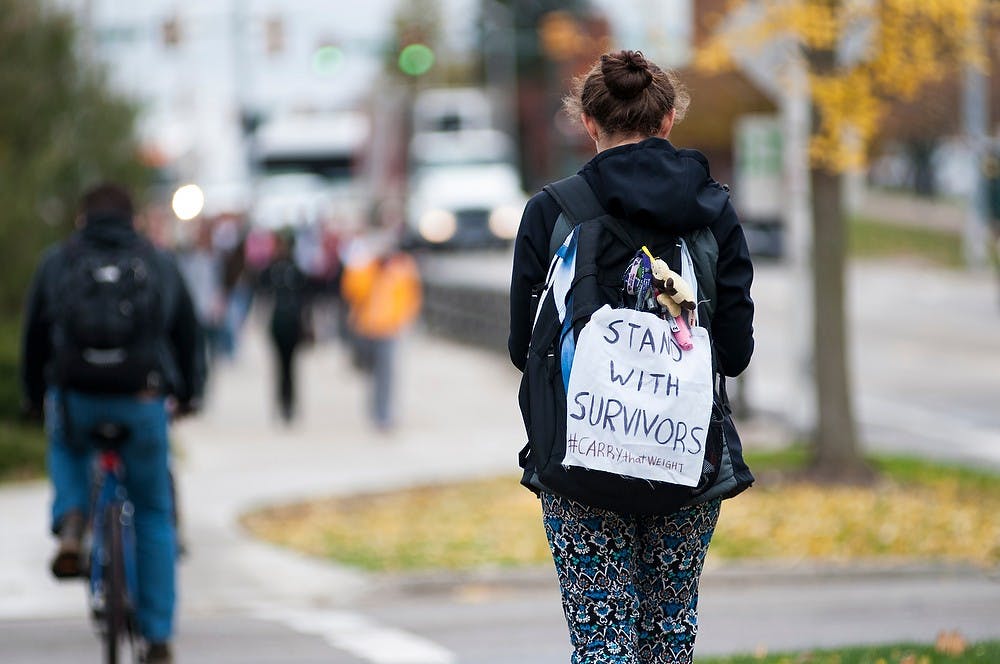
[
  {"left": 935, "top": 630, "right": 968, "bottom": 656},
  {"left": 241, "top": 472, "right": 1000, "bottom": 572}
]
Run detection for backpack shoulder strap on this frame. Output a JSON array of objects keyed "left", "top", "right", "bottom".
[
  {"left": 544, "top": 175, "right": 605, "bottom": 259},
  {"left": 683, "top": 227, "right": 719, "bottom": 326},
  {"left": 543, "top": 174, "right": 638, "bottom": 257},
  {"left": 543, "top": 174, "right": 606, "bottom": 225},
  {"left": 548, "top": 216, "right": 573, "bottom": 261}
]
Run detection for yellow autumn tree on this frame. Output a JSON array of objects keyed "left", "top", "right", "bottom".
[{"left": 698, "top": 0, "right": 987, "bottom": 481}]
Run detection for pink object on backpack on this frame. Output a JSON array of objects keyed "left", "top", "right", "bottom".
[{"left": 671, "top": 313, "right": 694, "bottom": 351}]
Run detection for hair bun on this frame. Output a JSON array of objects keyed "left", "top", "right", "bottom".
[{"left": 601, "top": 50, "right": 653, "bottom": 100}]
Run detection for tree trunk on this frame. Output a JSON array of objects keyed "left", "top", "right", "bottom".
[{"left": 808, "top": 167, "right": 874, "bottom": 482}]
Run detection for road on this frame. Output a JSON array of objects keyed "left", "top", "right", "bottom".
[
  {"left": 1, "top": 254, "right": 998, "bottom": 662},
  {"left": 2, "top": 565, "right": 998, "bottom": 662},
  {"left": 749, "top": 258, "right": 1000, "bottom": 469}
]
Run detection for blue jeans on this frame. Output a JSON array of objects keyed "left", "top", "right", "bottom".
[
  {"left": 46, "top": 389, "right": 176, "bottom": 643},
  {"left": 370, "top": 337, "right": 396, "bottom": 428}
]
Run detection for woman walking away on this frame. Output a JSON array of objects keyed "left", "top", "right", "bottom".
[
  {"left": 259, "top": 231, "right": 310, "bottom": 423},
  {"left": 508, "top": 50, "right": 755, "bottom": 663}
]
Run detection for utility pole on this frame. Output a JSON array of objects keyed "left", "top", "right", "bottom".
[
  {"left": 482, "top": 0, "right": 518, "bottom": 142},
  {"left": 228, "top": 0, "right": 253, "bottom": 205},
  {"left": 962, "top": 9, "right": 990, "bottom": 268},
  {"left": 781, "top": 59, "right": 816, "bottom": 435}
]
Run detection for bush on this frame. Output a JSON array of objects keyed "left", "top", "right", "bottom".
[
  {"left": 0, "top": 1, "right": 149, "bottom": 315},
  {"left": 0, "top": 317, "right": 25, "bottom": 419},
  {"left": 0, "top": 316, "right": 46, "bottom": 481},
  {"left": 0, "top": 421, "right": 46, "bottom": 481}
]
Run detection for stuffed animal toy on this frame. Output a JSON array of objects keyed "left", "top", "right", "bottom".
[
  {"left": 643, "top": 250, "right": 696, "bottom": 318},
  {"left": 639, "top": 247, "right": 697, "bottom": 350}
]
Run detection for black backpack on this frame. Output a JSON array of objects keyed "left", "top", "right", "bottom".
[
  {"left": 53, "top": 235, "right": 164, "bottom": 394},
  {"left": 517, "top": 175, "right": 751, "bottom": 515}
]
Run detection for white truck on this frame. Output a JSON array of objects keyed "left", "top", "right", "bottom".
[
  {"left": 249, "top": 111, "right": 371, "bottom": 231},
  {"left": 405, "top": 88, "right": 527, "bottom": 248}
]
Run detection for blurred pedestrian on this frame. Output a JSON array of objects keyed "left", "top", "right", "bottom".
[
  {"left": 213, "top": 214, "right": 252, "bottom": 358},
  {"left": 258, "top": 230, "right": 311, "bottom": 423},
  {"left": 311, "top": 224, "right": 345, "bottom": 342},
  {"left": 983, "top": 150, "right": 1000, "bottom": 305},
  {"left": 244, "top": 225, "right": 277, "bottom": 274},
  {"left": 508, "top": 50, "right": 755, "bottom": 663},
  {"left": 340, "top": 241, "right": 422, "bottom": 431},
  {"left": 176, "top": 220, "right": 225, "bottom": 365}
]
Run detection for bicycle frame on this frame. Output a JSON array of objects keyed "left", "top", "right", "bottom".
[{"left": 89, "top": 449, "right": 139, "bottom": 662}]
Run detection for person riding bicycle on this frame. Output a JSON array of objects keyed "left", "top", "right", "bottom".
[{"left": 20, "top": 183, "right": 205, "bottom": 664}]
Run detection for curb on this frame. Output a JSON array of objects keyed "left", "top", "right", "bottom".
[
  {"left": 363, "top": 559, "right": 1000, "bottom": 599},
  {"left": 700, "top": 559, "right": 1000, "bottom": 585}
]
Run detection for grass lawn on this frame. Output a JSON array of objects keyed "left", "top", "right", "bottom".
[
  {"left": 697, "top": 638, "right": 1000, "bottom": 663},
  {"left": 241, "top": 451, "right": 1000, "bottom": 573},
  {"left": 849, "top": 216, "right": 964, "bottom": 267}
]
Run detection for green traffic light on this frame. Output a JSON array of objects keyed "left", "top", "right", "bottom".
[
  {"left": 398, "top": 43, "right": 434, "bottom": 76},
  {"left": 312, "top": 45, "right": 344, "bottom": 75}
]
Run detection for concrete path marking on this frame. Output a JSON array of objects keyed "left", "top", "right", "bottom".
[{"left": 256, "top": 605, "right": 457, "bottom": 664}]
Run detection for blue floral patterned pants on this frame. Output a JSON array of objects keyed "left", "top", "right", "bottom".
[{"left": 541, "top": 493, "right": 722, "bottom": 664}]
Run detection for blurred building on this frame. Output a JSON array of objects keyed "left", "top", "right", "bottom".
[
  {"left": 592, "top": 0, "right": 692, "bottom": 69},
  {"left": 52, "top": 0, "right": 476, "bottom": 214},
  {"left": 53, "top": 0, "right": 781, "bottom": 214}
]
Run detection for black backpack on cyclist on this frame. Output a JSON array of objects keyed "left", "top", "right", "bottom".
[{"left": 53, "top": 235, "right": 165, "bottom": 394}]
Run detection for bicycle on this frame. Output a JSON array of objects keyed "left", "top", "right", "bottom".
[{"left": 87, "top": 421, "right": 140, "bottom": 664}]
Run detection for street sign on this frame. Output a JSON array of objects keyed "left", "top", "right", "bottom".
[{"left": 734, "top": 114, "right": 783, "bottom": 223}]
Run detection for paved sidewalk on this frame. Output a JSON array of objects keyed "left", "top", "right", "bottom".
[{"left": 172, "top": 322, "right": 525, "bottom": 613}]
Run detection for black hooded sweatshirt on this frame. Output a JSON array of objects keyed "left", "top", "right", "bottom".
[
  {"left": 508, "top": 137, "right": 754, "bottom": 376},
  {"left": 20, "top": 213, "right": 205, "bottom": 412}
]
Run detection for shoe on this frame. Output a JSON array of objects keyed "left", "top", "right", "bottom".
[
  {"left": 50, "top": 510, "right": 85, "bottom": 579},
  {"left": 142, "top": 641, "right": 172, "bottom": 664}
]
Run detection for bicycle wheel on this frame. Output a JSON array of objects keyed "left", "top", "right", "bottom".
[{"left": 103, "top": 503, "right": 126, "bottom": 664}]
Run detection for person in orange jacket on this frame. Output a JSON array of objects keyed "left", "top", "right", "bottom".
[{"left": 341, "top": 244, "right": 422, "bottom": 430}]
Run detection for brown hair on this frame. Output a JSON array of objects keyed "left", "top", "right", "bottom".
[
  {"left": 564, "top": 50, "right": 689, "bottom": 139},
  {"left": 80, "top": 182, "right": 134, "bottom": 218}
]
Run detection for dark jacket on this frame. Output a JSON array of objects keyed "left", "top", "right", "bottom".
[
  {"left": 258, "top": 256, "right": 310, "bottom": 347},
  {"left": 508, "top": 137, "right": 754, "bottom": 376},
  {"left": 20, "top": 214, "right": 205, "bottom": 412}
]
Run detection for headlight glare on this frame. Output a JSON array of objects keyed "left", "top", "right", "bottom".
[
  {"left": 418, "top": 209, "right": 457, "bottom": 243},
  {"left": 488, "top": 204, "right": 520, "bottom": 239}
]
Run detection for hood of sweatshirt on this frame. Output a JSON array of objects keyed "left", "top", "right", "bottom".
[
  {"left": 80, "top": 211, "right": 138, "bottom": 247},
  {"left": 578, "top": 137, "right": 728, "bottom": 235}
]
